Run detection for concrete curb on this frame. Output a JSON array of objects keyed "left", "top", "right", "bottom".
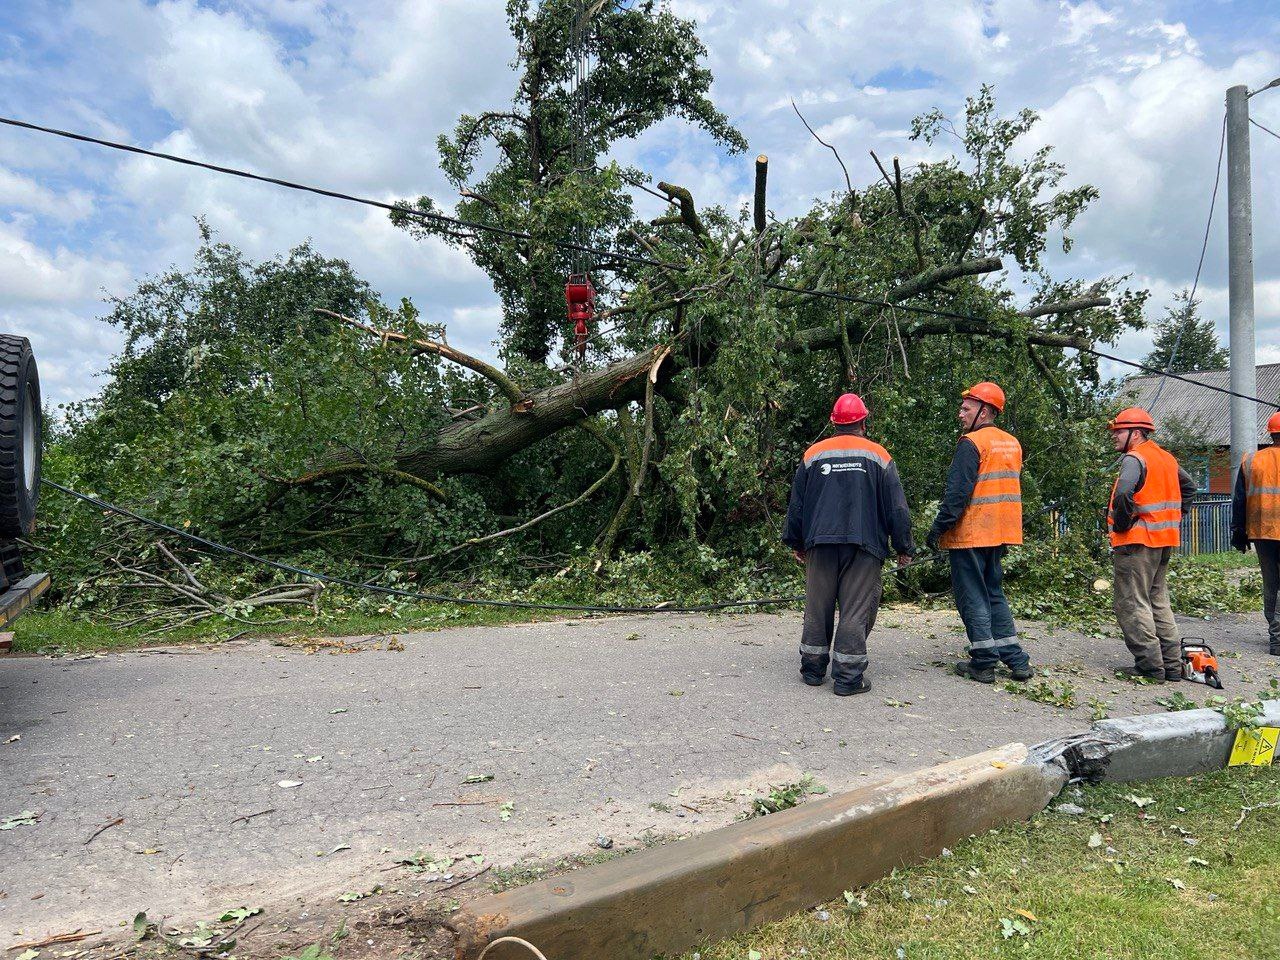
[
  {"left": 453, "top": 744, "right": 1066, "bottom": 960},
  {"left": 454, "top": 700, "right": 1280, "bottom": 960},
  {"left": 1034, "top": 701, "right": 1280, "bottom": 783}
]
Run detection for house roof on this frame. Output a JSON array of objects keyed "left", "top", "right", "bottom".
[{"left": 1122, "top": 363, "right": 1280, "bottom": 446}]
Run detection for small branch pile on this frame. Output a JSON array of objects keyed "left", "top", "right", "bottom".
[{"left": 94, "top": 541, "right": 320, "bottom": 636}]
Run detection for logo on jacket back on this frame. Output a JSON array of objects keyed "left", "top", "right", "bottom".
[{"left": 820, "top": 461, "right": 866, "bottom": 476}]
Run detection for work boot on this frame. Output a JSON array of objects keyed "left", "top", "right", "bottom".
[
  {"left": 834, "top": 677, "right": 872, "bottom": 697},
  {"left": 1009, "top": 665, "right": 1034, "bottom": 682},
  {"left": 1117, "top": 666, "right": 1165, "bottom": 684},
  {"left": 1270, "top": 644, "right": 1280, "bottom": 657},
  {"left": 1164, "top": 668, "right": 1184, "bottom": 682},
  {"left": 954, "top": 661, "right": 995, "bottom": 684},
  {"left": 802, "top": 673, "right": 826, "bottom": 687}
]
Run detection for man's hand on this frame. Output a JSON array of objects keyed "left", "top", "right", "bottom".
[
  {"left": 793, "top": 549, "right": 807, "bottom": 565},
  {"left": 925, "top": 529, "right": 940, "bottom": 552},
  {"left": 897, "top": 554, "right": 912, "bottom": 569},
  {"left": 1232, "top": 532, "right": 1250, "bottom": 554}
]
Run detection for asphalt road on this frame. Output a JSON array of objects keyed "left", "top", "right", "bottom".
[{"left": 2, "top": 606, "right": 1277, "bottom": 939}]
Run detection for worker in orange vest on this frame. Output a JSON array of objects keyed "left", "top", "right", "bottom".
[
  {"left": 1230, "top": 410, "right": 1280, "bottom": 655},
  {"left": 926, "top": 382, "right": 1032, "bottom": 684},
  {"left": 1107, "top": 407, "right": 1197, "bottom": 681}
]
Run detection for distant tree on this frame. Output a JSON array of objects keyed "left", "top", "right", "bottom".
[{"left": 1142, "top": 290, "right": 1228, "bottom": 373}]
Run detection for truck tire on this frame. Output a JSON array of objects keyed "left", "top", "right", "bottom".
[{"left": 0, "top": 335, "right": 40, "bottom": 538}]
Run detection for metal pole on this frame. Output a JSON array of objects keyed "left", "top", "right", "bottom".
[{"left": 1227, "top": 83, "right": 1256, "bottom": 480}]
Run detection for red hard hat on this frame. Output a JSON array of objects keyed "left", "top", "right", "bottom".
[
  {"left": 830, "top": 392, "right": 869, "bottom": 425},
  {"left": 961, "top": 381, "right": 1005, "bottom": 412},
  {"left": 1108, "top": 407, "right": 1156, "bottom": 432},
  {"left": 1268, "top": 411, "right": 1280, "bottom": 434}
]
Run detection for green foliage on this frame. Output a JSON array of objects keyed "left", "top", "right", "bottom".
[
  {"left": 1002, "top": 678, "right": 1078, "bottom": 710},
  {"left": 395, "top": 0, "right": 746, "bottom": 363},
  {"left": 747, "top": 775, "right": 827, "bottom": 818}
]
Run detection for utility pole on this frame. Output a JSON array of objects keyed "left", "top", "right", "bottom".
[{"left": 1227, "top": 83, "right": 1256, "bottom": 479}]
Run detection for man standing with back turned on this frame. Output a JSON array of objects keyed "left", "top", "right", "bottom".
[
  {"left": 926, "top": 381, "right": 1033, "bottom": 684},
  {"left": 1231, "top": 411, "right": 1280, "bottom": 656},
  {"left": 1107, "top": 407, "right": 1196, "bottom": 682},
  {"left": 783, "top": 393, "right": 914, "bottom": 696}
]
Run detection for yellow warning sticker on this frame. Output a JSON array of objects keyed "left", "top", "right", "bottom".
[{"left": 1228, "top": 726, "right": 1279, "bottom": 767}]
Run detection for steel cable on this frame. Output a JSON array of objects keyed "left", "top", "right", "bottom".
[{"left": 42, "top": 479, "right": 944, "bottom": 615}]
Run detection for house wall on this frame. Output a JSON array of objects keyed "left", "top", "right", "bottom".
[{"left": 1209, "top": 447, "right": 1232, "bottom": 494}]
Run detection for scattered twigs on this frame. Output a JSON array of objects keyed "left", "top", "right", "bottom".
[
  {"left": 97, "top": 543, "right": 323, "bottom": 637},
  {"left": 8, "top": 930, "right": 101, "bottom": 951},
  {"left": 230, "top": 808, "right": 276, "bottom": 825},
  {"left": 84, "top": 816, "right": 123, "bottom": 846},
  {"left": 1233, "top": 800, "right": 1280, "bottom": 830},
  {"left": 437, "top": 864, "right": 493, "bottom": 893}
]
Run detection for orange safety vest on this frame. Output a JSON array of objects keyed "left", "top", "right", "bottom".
[
  {"left": 938, "top": 427, "right": 1023, "bottom": 549},
  {"left": 1242, "top": 446, "right": 1280, "bottom": 540},
  {"left": 1108, "top": 440, "right": 1182, "bottom": 548}
]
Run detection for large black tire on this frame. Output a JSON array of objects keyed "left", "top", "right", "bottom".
[{"left": 0, "top": 335, "right": 40, "bottom": 538}]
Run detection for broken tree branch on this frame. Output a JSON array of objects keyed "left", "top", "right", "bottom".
[
  {"left": 791, "top": 100, "right": 853, "bottom": 197},
  {"left": 783, "top": 257, "right": 1003, "bottom": 352},
  {"left": 260, "top": 463, "right": 448, "bottom": 502},
  {"left": 317, "top": 308, "right": 525, "bottom": 405},
  {"left": 754, "top": 155, "right": 768, "bottom": 234},
  {"left": 656, "top": 181, "right": 708, "bottom": 238},
  {"left": 1018, "top": 295, "right": 1111, "bottom": 319}
]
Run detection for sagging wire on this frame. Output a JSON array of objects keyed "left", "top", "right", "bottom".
[{"left": 42, "top": 479, "right": 945, "bottom": 616}]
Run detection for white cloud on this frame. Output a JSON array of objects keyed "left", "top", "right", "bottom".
[
  {"left": 6, "top": 0, "right": 1280, "bottom": 409},
  {"left": 0, "top": 219, "right": 130, "bottom": 305}
]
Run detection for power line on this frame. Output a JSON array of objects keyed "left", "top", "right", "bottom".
[
  {"left": 1251, "top": 117, "right": 1280, "bottom": 142},
  {"left": 41, "top": 478, "right": 943, "bottom": 615},
  {"left": 0, "top": 116, "right": 1090, "bottom": 331},
  {"left": 3, "top": 113, "right": 1276, "bottom": 409},
  {"left": 1150, "top": 112, "right": 1227, "bottom": 411}
]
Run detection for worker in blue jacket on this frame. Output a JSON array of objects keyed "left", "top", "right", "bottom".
[{"left": 783, "top": 393, "right": 914, "bottom": 695}]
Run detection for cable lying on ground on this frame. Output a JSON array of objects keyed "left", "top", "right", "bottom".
[{"left": 42, "top": 479, "right": 942, "bottom": 616}]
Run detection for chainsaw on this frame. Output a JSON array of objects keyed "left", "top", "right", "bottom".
[{"left": 1181, "top": 641, "right": 1224, "bottom": 689}]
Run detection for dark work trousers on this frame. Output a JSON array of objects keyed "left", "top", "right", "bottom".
[
  {"left": 800, "top": 544, "right": 883, "bottom": 688},
  {"left": 1255, "top": 539, "right": 1280, "bottom": 652},
  {"left": 1112, "top": 544, "right": 1180, "bottom": 675},
  {"left": 949, "top": 546, "right": 1030, "bottom": 671}
]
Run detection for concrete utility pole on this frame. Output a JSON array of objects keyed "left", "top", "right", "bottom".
[{"left": 1227, "top": 83, "right": 1256, "bottom": 478}]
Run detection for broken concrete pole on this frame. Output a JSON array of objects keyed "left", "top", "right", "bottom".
[
  {"left": 454, "top": 744, "right": 1065, "bottom": 960},
  {"left": 1033, "top": 701, "right": 1280, "bottom": 783}
]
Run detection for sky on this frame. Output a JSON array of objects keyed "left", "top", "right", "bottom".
[{"left": 3, "top": 0, "right": 1280, "bottom": 410}]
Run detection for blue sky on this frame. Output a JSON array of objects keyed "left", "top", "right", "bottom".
[{"left": 2, "top": 0, "right": 1280, "bottom": 408}]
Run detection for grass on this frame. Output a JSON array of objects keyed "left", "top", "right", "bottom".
[
  {"left": 683, "top": 766, "right": 1280, "bottom": 960},
  {"left": 9, "top": 602, "right": 567, "bottom": 655}
]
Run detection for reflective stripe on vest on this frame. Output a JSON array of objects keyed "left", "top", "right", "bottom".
[
  {"left": 801, "top": 434, "right": 894, "bottom": 472},
  {"left": 1108, "top": 440, "right": 1182, "bottom": 548},
  {"left": 938, "top": 427, "right": 1024, "bottom": 549},
  {"left": 1243, "top": 447, "right": 1280, "bottom": 540}
]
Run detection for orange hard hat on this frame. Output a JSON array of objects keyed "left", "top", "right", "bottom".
[
  {"left": 961, "top": 381, "right": 1006, "bottom": 412},
  {"left": 830, "top": 392, "right": 869, "bottom": 425},
  {"left": 1269, "top": 411, "right": 1280, "bottom": 434},
  {"left": 1108, "top": 407, "right": 1156, "bottom": 432}
]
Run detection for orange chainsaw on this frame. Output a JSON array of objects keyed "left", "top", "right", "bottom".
[{"left": 1181, "top": 641, "right": 1223, "bottom": 689}]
